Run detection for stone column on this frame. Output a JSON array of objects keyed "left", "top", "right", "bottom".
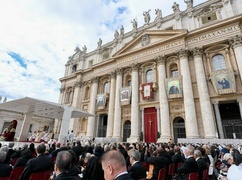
[
  {"left": 112, "top": 68, "right": 123, "bottom": 141},
  {"left": 127, "top": 63, "right": 140, "bottom": 142},
  {"left": 86, "top": 77, "right": 98, "bottom": 138},
  {"left": 230, "top": 35, "right": 242, "bottom": 83},
  {"left": 156, "top": 107, "right": 160, "bottom": 133},
  {"left": 156, "top": 56, "right": 171, "bottom": 142},
  {"left": 106, "top": 72, "right": 116, "bottom": 138},
  {"left": 72, "top": 81, "right": 83, "bottom": 134},
  {"left": 141, "top": 108, "right": 144, "bottom": 138},
  {"left": 237, "top": 99, "right": 242, "bottom": 119},
  {"left": 192, "top": 48, "right": 216, "bottom": 138},
  {"left": 177, "top": 49, "right": 199, "bottom": 138},
  {"left": 213, "top": 102, "right": 224, "bottom": 139}
]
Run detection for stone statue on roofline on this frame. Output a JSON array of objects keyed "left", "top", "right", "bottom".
[
  {"left": 120, "top": 25, "right": 124, "bottom": 36},
  {"left": 155, "top": 9, "right": 162, "bottom": 21},
  {"left": 82, "top": 45, "right": 87, "bottom": 54},
  {"left": 172, "top": 2, "right": 180, "bottom": 13},
  {"left": 184, "top": 0, "right": 193, "bottom": 9},
  {"left": 143, "top": 9, "right": 151, "bottom": 25},
  {"left": 97, "top": 38, "right": 102, "bottom": 49},
  {"left": 114, "top": 30, "right": 119, "bottom": 40},
  {"left": 131, "top": 18, "right": 138, "bottom": 30}
]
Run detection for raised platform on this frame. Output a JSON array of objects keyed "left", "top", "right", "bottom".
[{"left": 178, "top": 138, "right": 242, "bottom": 146}]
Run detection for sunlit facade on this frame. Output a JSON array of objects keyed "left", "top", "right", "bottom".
[{"left": 57, "top": 0, "right": 242, "bottom": 143}]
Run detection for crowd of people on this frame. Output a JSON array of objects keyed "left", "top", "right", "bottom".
[{"left": 0, "top": 140, "right": 242, "bottom": 180}]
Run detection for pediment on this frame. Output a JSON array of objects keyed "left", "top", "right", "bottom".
[{"left": 114, "top": 30, "right": 187, "bottom": 58}]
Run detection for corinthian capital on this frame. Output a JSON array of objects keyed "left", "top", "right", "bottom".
[
  {"left": 229, "top": 35, "right": 242, "bottom": 48},
  {"left": 130, "top": 63, "right": 140, "bottom": 71},
  {"left": 91, "top": 76, "right": 99, "bottom": 84},
  {"left": 176, "top": 49, "right": 190, "bottom": 59},
  {"left": 116, "top": 68, "right": 123, "bottom": 75},
  {"left": 192, "top": 47, "right": 203, "bottom": 58},
  {"left": 155, "top": 55, "right": 166, "bottom": 65},
  {"left": 109, "top": 71, "right": 116, "bottom": 78},
  {"left": 74, "top": 81, "right": 83, "bottom": 88}
]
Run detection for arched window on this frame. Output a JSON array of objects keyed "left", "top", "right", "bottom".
[
  {"left": 104, "top": 82, "right": 110, "bottom": 93},
  {"left": 212, "top": 54, "right": 227, "bottom": 71},
  {"left": 146, "top": 69, "right": 154, "bottom": 83},
  {"left": 170, "top": 63, "right": 178, "bottom": 77}
]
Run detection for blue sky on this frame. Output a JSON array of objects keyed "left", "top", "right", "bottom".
[{"left": 0, "top": 0, "right": 206, "bottom": 103}]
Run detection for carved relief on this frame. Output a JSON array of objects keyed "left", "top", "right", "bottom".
[
  {"left": 177, "top": 49, "right": 190, "bottom": 59},
  {"left": 141, "top": 34, "right": 151, "bottom": 46},
  {"left": 192, "top": 47, "right": 203, "bottom": 58}
]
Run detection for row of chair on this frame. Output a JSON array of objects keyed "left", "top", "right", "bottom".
[{"left": 0, "top": 167, "right": 52, "bottom": 180}]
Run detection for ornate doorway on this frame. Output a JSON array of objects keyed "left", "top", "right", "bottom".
[
  {"left": 123, "top": 120, "right": 131, "bottom": 142},
  {"left": 144, "top": 107, "right": 157, "bottom": 142},
  {"left": 97, "top": 114, "right": 107, "bottom": 137},
  {"left": 173, "top": 117, "right": 186, "bottom": 143},
  {"left": 219, "top": 102, "right": 242, "bottom": 139}
]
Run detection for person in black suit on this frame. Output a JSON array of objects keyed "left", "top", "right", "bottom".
[
  {"left": 72, "top": 140, "right": 85, "bottom": 158},
  {"left": 4, "top": 142, "right": 16, "bottom": 164},
  {"left": 176, "top": 145, "right": 198, "bottom": 180},
  {"left": 11, "top": 143, "right": 28, "bottom": 159},
  {"left": 0, "top": 150, "right": 12, "bottom": 177},
  {"left": 194, "top": 150, "right": 208, "bottom": 180},
  {"left": 172, "top": 146, "right": 184, "bottom": 172},
  {"left": 100, "top": 150, "right": 133, "bottom": 180},
  {"left": 145, "top": 146, "right": 169, "bottom": 180},
  {"left": 128, "top": 149, "right": 146, "bottom": 180},
  {"left": 20, "top": 143, "right": 52, "bottom": 180},
  {"left": 53, "top": 151, "right": 74, "bottom": 180},
  {"left": 51, "top": 142, "right": 61, "bottom": 157},
  {"left": 14, "top": 149, "right": 32, "bottom": 168}
]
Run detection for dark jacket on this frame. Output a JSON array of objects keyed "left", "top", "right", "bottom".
[
  {"left": 177, "top": 156, "right": 198, "bottom": 180},
  {"left": 0, "top": 162, "right": 12, "bottom": 177},
  {"left": 20, "top": 154, "right": 52, "bottom": 180},
  {"left": 115, "top": 173, "right": 134, "bottom": 180},
  {"left": 128, "top": 161, "right": 146, "bottom": 180},
  {"left": 197, "top": 158, "right": 208, "bottom": 180}
]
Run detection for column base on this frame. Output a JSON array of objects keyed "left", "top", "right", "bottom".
[
  {"left": 157, "top": 135, "right": 172, "bottom": 143},
  {"left": 111, "top": 136, "right": 122, "bottom": 142},
  {"left": 127, "top": 136, "right": 140, "bottom": 143},
  {"left": 204, "top": 135, "right": 217, "bottom": 139}
]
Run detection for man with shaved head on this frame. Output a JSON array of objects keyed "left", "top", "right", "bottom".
[{"left": 100, "top": 150, "right": 133, "bottom": 180}]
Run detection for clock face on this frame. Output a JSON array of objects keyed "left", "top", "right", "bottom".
[{"left": 73, "top": 53, "right": 79, "bottom": 60}]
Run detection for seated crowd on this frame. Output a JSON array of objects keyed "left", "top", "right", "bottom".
[{"left": 0, "top": 140, "right": 242, "bottom": 180}]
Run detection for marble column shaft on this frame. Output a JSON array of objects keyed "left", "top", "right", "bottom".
[
  {"left": 86, "top": 77, "right": 98, "bottom": 138},
  {"left": 178, "top": 49, "right": 199, "bottom": 138},
  {"left": 106, "top": 72, "right": 116, "bottom": 138},
  {"left": 128, "top": 64, "right": 140, "bottom": 142},
  {"left": 112, "top": 69, "right": 122, "bottom": 139},
  {"left": 213, "top": 102, "right": 224, "bottom": 139},
  {"left": 157, "top": 56, "right": 171, "bottom": 141},
  {"left": 230, "top": 35, "right": 242, "bottom": 83},
  {"left": 192, "top": 48, "right": 216, "bottom": 138}
]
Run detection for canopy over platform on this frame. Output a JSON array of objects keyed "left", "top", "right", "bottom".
[{"left": 0, "top": 97, "right": 94, "bottom": 142}]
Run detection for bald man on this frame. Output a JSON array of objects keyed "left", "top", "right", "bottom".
[{"left": 100, "top": 150, "right": 133, "bottom": 180}]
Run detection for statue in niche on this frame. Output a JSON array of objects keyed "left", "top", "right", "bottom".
[
  {"left": 120, "top": 25, "right": 124, "bottom": 36},
  {"left": 97, "top": 38, "right": 102, "bottom": 49},
  {"left": 155, "top": 9, "right": 162, "bottom": 21},
  {"left": 131, "top": 19, "right": 138, "bottom": 30},
  {"left": 184, "top": 0, "right": 193, "bottom": 9},
  {"left": 143, "top": 9, "right": 151, "bottom": 25},
  {"left": 172, "top": 2, "right": 180, "bottom": 13}
]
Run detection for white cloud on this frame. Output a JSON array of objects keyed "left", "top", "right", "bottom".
[{"left": 0, "top": 0, "right": 206, "bottom": 103}]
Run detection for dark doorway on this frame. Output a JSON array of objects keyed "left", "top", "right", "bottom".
[
  {"left": 173, "top": 117, "right": 186, "bottom": 143},
  {"left": 97, "top": 114, "right": 107, "bottom": 137},
  {"left": 219, "top": 102, "right": 242, "bottom": 139},
  {"left": 144, "top": 107, "right": 157, "bottom": 143},
  {"left": 123, "top": 120, "right": 131, "bottom": 142}
]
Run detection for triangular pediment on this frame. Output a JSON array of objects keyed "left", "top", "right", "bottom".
[{"left": 114, "top": 30, "right": 187, "bottom": 58}]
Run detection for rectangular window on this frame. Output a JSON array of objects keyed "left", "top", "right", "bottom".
[{"left": 202, "top": 12, "right": 217, "bottom": 24}]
